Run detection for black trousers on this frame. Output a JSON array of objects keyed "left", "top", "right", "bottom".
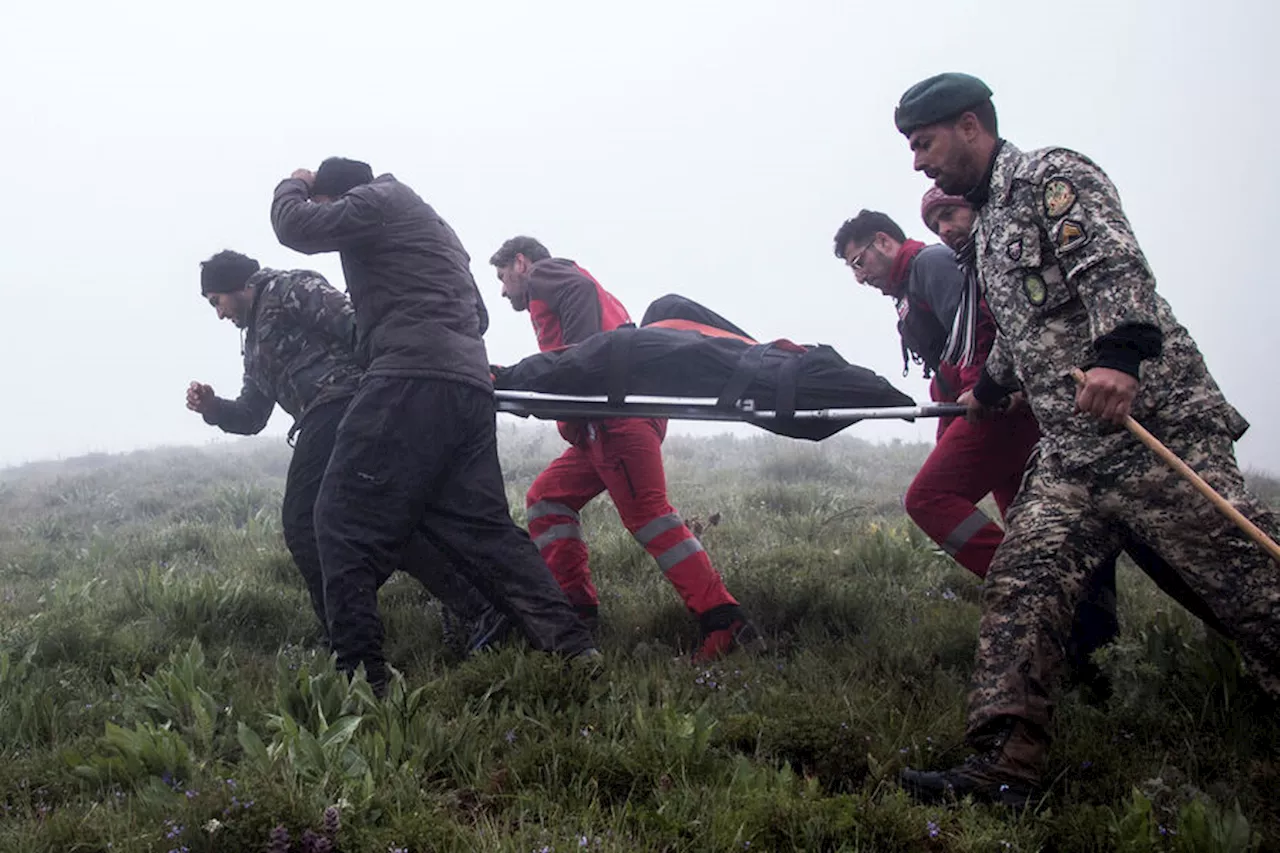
[
  {"left": 1064, "top": 537, "right": 1232, "bottom": 681},
  {"left": 281, "top": 397, "right": 494, "bottom": 641},
  {"left": 314, "top": 377, "right": 595, "bottom": 687}
]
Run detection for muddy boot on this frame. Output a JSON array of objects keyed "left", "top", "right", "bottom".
[{"left": 899, "top": 716, "right": 1046, "bottom": 809}]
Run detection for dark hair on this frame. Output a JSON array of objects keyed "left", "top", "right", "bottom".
[
  {"left": 958, "top": 99, "right": 998, "bottom": 136},
  {"left": 312, "top": 157, "right": 374, "bottom": 197},
  {"left": 832, "top": 210, "right": 906, "bottom": 259},
  {"left": 489, "top": 236, "right": 551, "bottom": 267},
  {"left": 200, "top": 249, "right": 260, "bottom": 294}
]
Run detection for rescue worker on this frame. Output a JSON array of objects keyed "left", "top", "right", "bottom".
[
  {"left": 832, "top": 208, "right": 1041, "bottom": 578},
  {"left": 891, "top": 72, "right": 1280, "bottom": 806},
  {"left": 833, "top": 207, "right": 1127, "bottom": 698},
  {"left": 270, "top": 158, "right": 598, "bottom": 693},
  {"left": 488, "top": 236, "right": 763, "bottom": 662},
  {"left": 833, "top": 204, "right": 1229, "bottom": 700},
  {"left": 186, "top": 249, "right": 502, "bottom": 653}
]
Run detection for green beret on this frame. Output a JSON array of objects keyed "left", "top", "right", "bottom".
[{"left": 894, "top": 72, "right": 993, "bottom": 135}]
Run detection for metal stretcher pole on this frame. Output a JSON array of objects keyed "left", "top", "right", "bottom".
[{"left": 493, "top": 390, "right": 966, "bottom": 422}]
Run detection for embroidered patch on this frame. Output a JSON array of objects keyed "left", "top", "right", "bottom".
[
  {"left": 1023, "top": 274, "right": 1047, "bottom": 306},
  {"left": 1057, "top": 219, "right": 1087, "bottom": 252},
  {"left": 1043, "top": 178, "right": 1077, "bottom": 219},
  {"left": 1007, "top": 239, "right": 1023, "bottom": 261}
]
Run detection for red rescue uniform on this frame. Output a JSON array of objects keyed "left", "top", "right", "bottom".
[
  {"left": 889, "top": 241, "right": 1040, "bottom": 579},
  {"left": 521, "top": 259, "right": 740, "bottom": 615}
]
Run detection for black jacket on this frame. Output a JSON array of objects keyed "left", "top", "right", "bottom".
[
  {"left": 271, "top": 174, "right": 492, "bottom": 391},
  {"left": 205, "top": 268, "right": 362, "bottom": 436}
]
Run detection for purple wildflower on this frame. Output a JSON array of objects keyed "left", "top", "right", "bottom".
[
  {"left": 302, "top": 828, "right": 333, "bottom": 853},
  {"left": 268, "top": 824, "right": 290, "bottom": 853},
  {"left": 927, "top": 820, "right": 940, "bottom": 839},
  {"left": 323, "top": 804, "right": 341, "bottom": 835},
  {"left": 505, "top": 729, "right": 517, "bottom": 744}
]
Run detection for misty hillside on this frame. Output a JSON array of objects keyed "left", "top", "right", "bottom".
[{"left": 0, "top": 427, "right": 1277, "bottom": 852}]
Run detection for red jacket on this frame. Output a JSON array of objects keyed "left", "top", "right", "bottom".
[
  {"left": 889, "top": 242, "right": 999, "bottom": 437},
  {"left": 526, "top": 258, "right": 638, "bottom": 444},
  {"left": 528, "top": 258, "right": 632, "bottom": 351}
]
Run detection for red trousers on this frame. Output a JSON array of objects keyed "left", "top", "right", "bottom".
[
  {"left": 525, "top": 418, "right": 738, "bottom": 615},
  {"left": 904, "top": 408, "right": 1042, "bottom": 578}
]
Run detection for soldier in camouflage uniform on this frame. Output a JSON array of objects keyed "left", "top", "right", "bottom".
[
  {"left": 888, "top": 73, "right": 1280, "bottom": 807},
  {"left": 188, "top": 249, "right": 497, "bottom": 649}
]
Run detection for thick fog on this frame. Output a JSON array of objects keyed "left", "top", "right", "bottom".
[{"left": 2, "top": 0, "right": 1276, "bottom": 471}]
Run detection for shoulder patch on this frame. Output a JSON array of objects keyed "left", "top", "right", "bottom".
[
  {"left": 1056, "top": 219, "right": 1087, "bottom": 253},
  {"left": 1023, "top": 274, "right": 1047, "bottom": 306},
  {"left": 1043, "top": 178, "right": 1077, "bottom": 219}
]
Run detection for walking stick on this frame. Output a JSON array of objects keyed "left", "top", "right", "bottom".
[{"left": 1070, "top": 368, "right": 1280, "bottom": 563}]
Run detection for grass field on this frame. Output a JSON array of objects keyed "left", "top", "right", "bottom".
[{"left": 0, "top": 424, "right": 1276, "bottom": 852}]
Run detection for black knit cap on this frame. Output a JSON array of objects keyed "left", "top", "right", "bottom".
[
  {"left": 200, "top": 250, "right": 260, "bottom": 295},
  {"left": 312, "top": 157, "right": 374, "bottom": 197},
  {"left": 894, "top": 72, "right": 993, "bottom": 136}
]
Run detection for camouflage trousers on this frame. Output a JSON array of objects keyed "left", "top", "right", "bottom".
[{"left": 967, "top": 415, "right": 1280, "bottom": 742}]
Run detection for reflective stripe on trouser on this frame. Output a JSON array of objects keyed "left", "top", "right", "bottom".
[
  {"left": 526, "top": 418, "right": 738, "bottom": 615},
  {"left": 526, "top": 497, "right": 596, "bottom": 609},
  {"left": 903, "top": 409, "right": 1042, "bottom": 578},
  {"left": 630, "top": 510, "right": 733, "bottom": 615}
]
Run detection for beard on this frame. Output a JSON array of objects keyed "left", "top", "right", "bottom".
[
  {"left": 935, "top": 169, "right": 976, "bottom": 197},
  {"left": 934, "top": 149, "right": 983, "bottom": 196}
]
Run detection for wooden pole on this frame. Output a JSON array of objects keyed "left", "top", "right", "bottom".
[{"left": 1070, "top": 368, "right": 1280, "bottom": 564}]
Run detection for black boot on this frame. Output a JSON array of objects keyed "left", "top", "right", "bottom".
[{"left": 899, "top": 717, "right": 1046, "bottom": 808}]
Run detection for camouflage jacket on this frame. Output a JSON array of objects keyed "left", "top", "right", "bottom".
[
  {"left": 203, "top": 268, "right": 363, "bottom": 436},
  {"left": 973, "top": 141, "right": 1247, "bottom": 467}
]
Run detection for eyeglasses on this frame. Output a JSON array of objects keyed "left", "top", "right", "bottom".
[{"left": 846, "top": 238, "right": 879, "bottom": 271}]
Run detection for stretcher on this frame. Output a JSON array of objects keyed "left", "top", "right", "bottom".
[
  {"left": 490, "top": 294, "right": 966, "bottom": 441},
  {"left": 495, "top": 389, "right": 965, "bottom": 433}
]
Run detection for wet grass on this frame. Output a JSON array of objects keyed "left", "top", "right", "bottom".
[{"left": 0, "top": 427, "right": 1275, "bottom": 852}]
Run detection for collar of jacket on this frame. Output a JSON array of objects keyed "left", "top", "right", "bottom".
[
  {"left": 963, "top": 138, "right": 1008, "bottom": 210},
  {"left": 887, "top": 239, "right": 926, "bottom": 298},
  {"left": 242, "top": 268, "right": 279, "bottom": 335}
]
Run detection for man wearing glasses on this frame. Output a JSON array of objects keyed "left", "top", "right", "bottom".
[
  {"left": 832, "top": 208, "right": 1124, "bottom": 700},
  {"left": 833, "top": 209, "right": 1043, "bottom": 580}
]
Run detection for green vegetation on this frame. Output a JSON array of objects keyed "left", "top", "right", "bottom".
[{"left": 0, "top": 426, "right": 1275, "bottom": 852}]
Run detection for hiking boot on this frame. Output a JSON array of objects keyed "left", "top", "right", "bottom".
[
  {"left": 899, "top": 717, "right": 1046, "bottom": 809},
  {"left": 693, "top": 604, "right": 766, "bottom": 664}
]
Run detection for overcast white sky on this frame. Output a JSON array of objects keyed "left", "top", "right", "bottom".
[{"left": 2, "top": 0, "right": 1277, "bottom": 472}]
